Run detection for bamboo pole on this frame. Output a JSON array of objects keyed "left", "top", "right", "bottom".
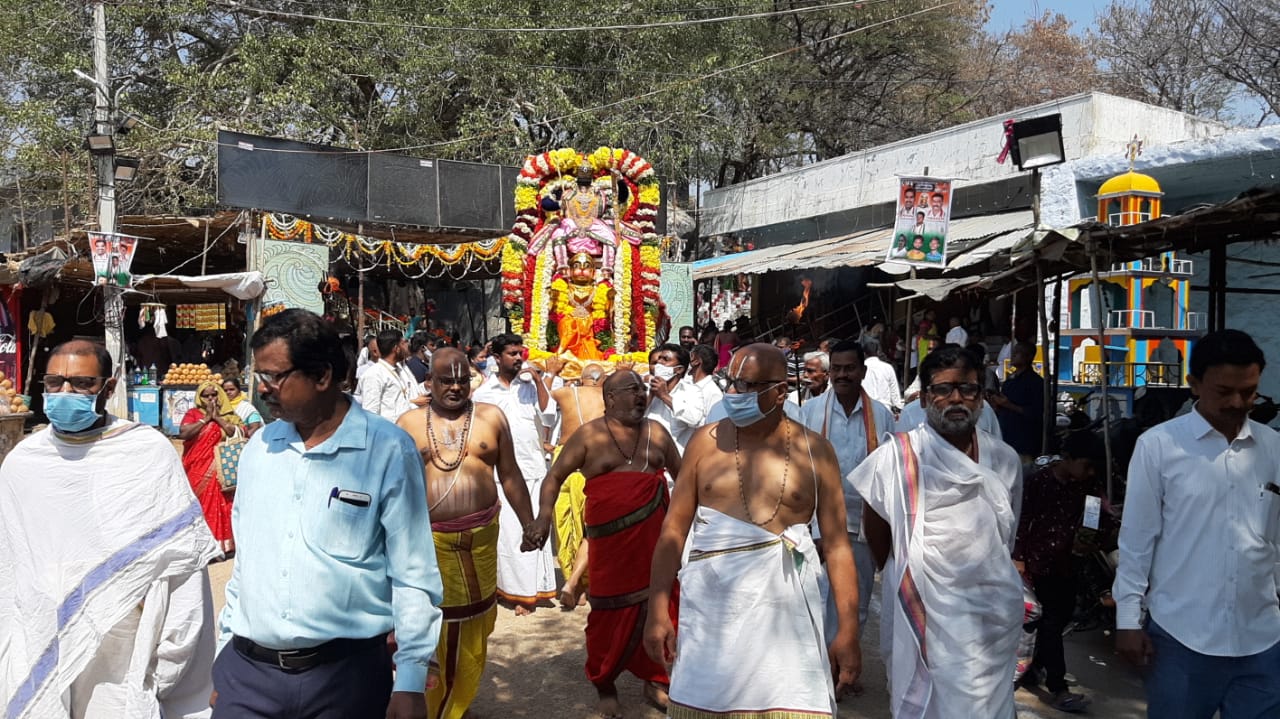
[
  {"left": 1036, "top": 260, "right": 1052, "bottom": 455},
  {"left": 1089, "top": 243, "right": 1115, "bottom": 502}
]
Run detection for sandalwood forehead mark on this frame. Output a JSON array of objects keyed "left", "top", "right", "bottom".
[{"left": 728, "top": 353, "right": 760, "bottom": 381}]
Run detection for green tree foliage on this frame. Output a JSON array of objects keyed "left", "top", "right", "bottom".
[{"left": 1, "top": 0, "right": 1008, "bottom": 222}]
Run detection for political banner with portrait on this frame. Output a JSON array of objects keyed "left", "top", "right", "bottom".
[
  {"left": 88, "top": 231, "right": 144, "bottom": 287},
  {"left": 885, "top": 176, "right": 954, "bottom": 269}
]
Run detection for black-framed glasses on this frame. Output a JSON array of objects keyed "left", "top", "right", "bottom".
[
  {"left": 726, "top": 378, "right": 786, "bottom": 394},
  {"left": 927, "top": 382, "right": 982, "bottom": 400},
  {"left": 254, "top": 367, "right": 298, "bottom": 390},
  {"left": 42, "top": 374, "right": 106, "bottom": 394}
]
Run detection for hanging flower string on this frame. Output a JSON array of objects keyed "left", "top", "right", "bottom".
[{"left": 265, "top": 213, "right": 505, "bottom": 279}]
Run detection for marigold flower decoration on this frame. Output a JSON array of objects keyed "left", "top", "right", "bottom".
[{"left": 501, "top": 147, "right": 661, "bottom": 356}]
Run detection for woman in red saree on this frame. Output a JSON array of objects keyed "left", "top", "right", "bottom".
[{"left": 179, "top": 380, "right": 242, "bottom": 555}]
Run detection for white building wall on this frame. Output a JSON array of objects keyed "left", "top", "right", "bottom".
[{"left": 701, "top": 92, "right": 1228, "bottom": 236}]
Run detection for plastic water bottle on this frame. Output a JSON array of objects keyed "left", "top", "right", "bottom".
[{"left": 148, "top": 364, "right": 157, "bottom": 385}]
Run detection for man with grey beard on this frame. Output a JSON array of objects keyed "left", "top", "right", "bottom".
[{"left": 848, "top": 344, "right": 1024, "bottom": 718}]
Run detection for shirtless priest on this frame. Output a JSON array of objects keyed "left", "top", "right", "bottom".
[
  {"left": 523, "top": 370, "right": 682, "bottom": 718},
  {"left": 645, "top": 343, "right": 861, "bottom": 718},
  {"left": 397, "top": 347, "right": 536, "bottom": 719},
  {"left": 549, "top": 362, "right": 607, "bottom": 608}
]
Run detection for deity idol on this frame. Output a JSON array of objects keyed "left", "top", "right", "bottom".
[
  {"left": 549, "top": 252, "right": 613, "bottom": 360},
  {"left": 528, "top": 162, "right": 640, "bottom": 276},
  {"left": 502, "top": 146, "right": 664, "bottom": 361}
]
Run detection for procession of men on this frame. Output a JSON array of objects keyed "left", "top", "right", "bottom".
[{"left": 3, "top": 311, "right": 1278, "bottom": 719}]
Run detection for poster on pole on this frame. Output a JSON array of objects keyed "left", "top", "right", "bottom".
[
  {"left": 88, "top": 231, "right": 144, "bottom": 287},
  {"left": 885, "top": 177, "right": 954, "bottom": 269}
]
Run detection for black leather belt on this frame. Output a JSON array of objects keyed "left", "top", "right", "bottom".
[{"left": 232, "top": 634, "right": 387, "bottom": 671}]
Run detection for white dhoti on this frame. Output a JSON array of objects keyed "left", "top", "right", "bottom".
[
  {"left": 0, "top": 421, "right": 220, "bottom": 719},
  {"left": 494, "top": 471, "right": 557, "bottom": 607},
  {"left": 849, "top": 425, "right": 1024, "bottom": 719},
  {"left": 667, "top": 507, "right": 834, "bottom": 719}
]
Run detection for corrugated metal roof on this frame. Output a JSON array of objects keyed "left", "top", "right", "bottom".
[{"left": 692, "top": 210, "right": 1034, "bottom": 280}]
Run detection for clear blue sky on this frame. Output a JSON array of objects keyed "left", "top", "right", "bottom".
[{"left": 986, "top": 0, "right": 1121, "bottom": 33}]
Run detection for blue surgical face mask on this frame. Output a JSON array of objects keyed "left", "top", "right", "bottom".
[
  {"left": 722, "top": 390, "right": 778, "bottom": 427},
  {"left": 44, "top": 389, "right": 104, "bottom": 433}
]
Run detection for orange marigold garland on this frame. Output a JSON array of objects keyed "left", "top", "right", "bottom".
[{"left": 501, "top": 147, "right": 662, "bottom": 357}]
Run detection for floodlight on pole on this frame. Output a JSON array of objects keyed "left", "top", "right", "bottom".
[
  {"left": 113, "top": 156, "right": 140, "bottom": 182},
  {"left": 1010, "top": 114, "right": 1067, "bottom": 171},
  {"left": 115, "top": 112, "right": 141, "bottom": 135},
  {"left": 84, "top": 134, "right": 115, "bottom": 154}
]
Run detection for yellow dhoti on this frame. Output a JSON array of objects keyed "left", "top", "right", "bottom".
[
  {"left": 429, "top": 503, "right": 500, "bottom": 719},
  {"left": 552, "top": 445, "right": 588, "bottom": 588}
]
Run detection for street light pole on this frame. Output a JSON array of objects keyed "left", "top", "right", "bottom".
[{"left": 91, "top": 0, "right": 127, "bottom": 418}]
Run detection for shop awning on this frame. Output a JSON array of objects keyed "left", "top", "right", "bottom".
[
  {"left": 881, "top": 186, "right": 1280, "bottom": 303},
  {"left": 691, "top": 210, "right": 1034, "bottom": 280},
  {"left": 131, "top": 272, "right": 266, "bottom": 300}
]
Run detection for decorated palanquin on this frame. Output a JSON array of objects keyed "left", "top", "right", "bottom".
[{"left": 501, "top": 147, "right": 663, "bottom": 362}]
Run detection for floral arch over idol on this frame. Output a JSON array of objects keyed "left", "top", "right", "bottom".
[{"left": 501, "top": 147, "right": 662, "bottom": 362}]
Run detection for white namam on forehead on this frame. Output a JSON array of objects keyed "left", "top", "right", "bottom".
[{"left": 727, "top": 352, "right": 762, "bottom": 381}]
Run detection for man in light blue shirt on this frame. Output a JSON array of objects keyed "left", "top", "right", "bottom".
[{"left": 213, "top": 309, "right": 443, "bottom": 719}]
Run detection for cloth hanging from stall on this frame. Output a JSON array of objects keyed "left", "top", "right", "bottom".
[
  {"left": 27, "top": 310, "right": 54, "bottom": 338},
  {"left": 155, "top": 307, "right": 169, "bottom": 338}
]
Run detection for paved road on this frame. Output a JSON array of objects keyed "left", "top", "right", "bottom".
[{"left": 208, "top": 561, "right": 1146, "bottom": 718}]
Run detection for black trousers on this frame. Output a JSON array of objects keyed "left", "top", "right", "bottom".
[
  {"left": 211, "top": 638, "right": 393, "bottom": 719},
  {"left": 1030, "top": 573, "right": 1077, "bottom": 694}
]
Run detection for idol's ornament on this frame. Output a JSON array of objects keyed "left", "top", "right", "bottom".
[{"left": 502, "top": 147, "right": 662, "bottom": 362}]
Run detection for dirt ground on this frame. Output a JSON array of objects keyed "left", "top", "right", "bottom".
[{"left": 208, "top": 560, "right": 1146, "bottom": 718}]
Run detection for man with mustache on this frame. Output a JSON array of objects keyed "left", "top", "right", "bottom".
[
  {"left": 1113, "top": 330, "right": 1280, "bottom": 718},
  {"left": 523, "top": 370, "right": 682, "bottom": 718},
  {"left": 215, "top": 310, "right": 441, "bottom": 719},
  {"left": 851, "top": 343, "right": 1023, "bottom": 718},
  {"left": 396, "top": 347, "right": 536, "bottom": 719},
  {"left": 645, "top": 344, "right": 860, "bottom": 718},
  {"left": 799, "top": 340, "right": 894, "bottom": 652}
]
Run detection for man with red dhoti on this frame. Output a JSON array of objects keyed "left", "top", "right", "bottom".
[{"left": 524, "top": 370, "right": 683, "bottom": 718}]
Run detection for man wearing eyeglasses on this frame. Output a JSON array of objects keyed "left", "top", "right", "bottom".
[
  {"left": 850, "top": 344, "right": 1024, "bottom": 718},
  {"left": 213, "top": 310, "right": 443, "bottom": 719},
  {"left": 0, "top": 340, "right": 221, "bottom": 719}
]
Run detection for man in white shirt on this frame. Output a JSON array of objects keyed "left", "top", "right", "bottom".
[
  {"left": 683, "top": 344, "right": 722, "bottom": 419},
  {"left": 787, "top": 351, "right": 829, "bottom": 406},
  {"left": 473, "top": 333, "right": 561, "bottom": 615},
  {"left": 861, "top": 337, "right": 902, "bottom": 413},
  {"left": 944, "top": 316, "right": 968, "bottom": 347},
  {"left": 357, "top": 329, "right": 425, "bottom": 423},
  {"left": 645, "top": 343, "right": 706, "bottom": 453},
  {"left": 798, "top": 339, "right": 894, "bottom": 639},
  {"left": 1113, "top": 329, "right": 1280, "bottom": 718}
]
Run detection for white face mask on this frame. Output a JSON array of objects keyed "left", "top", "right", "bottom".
[{"left": 652, "top": 364, "right": 678, "bottom": 381}]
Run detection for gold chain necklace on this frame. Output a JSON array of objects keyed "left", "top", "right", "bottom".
[
  {"left": 734, "top": 419, "right": 791, "bottom": 527},
  {"left": 603, "top": 416, "right": 642, "bottom": 465}
]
